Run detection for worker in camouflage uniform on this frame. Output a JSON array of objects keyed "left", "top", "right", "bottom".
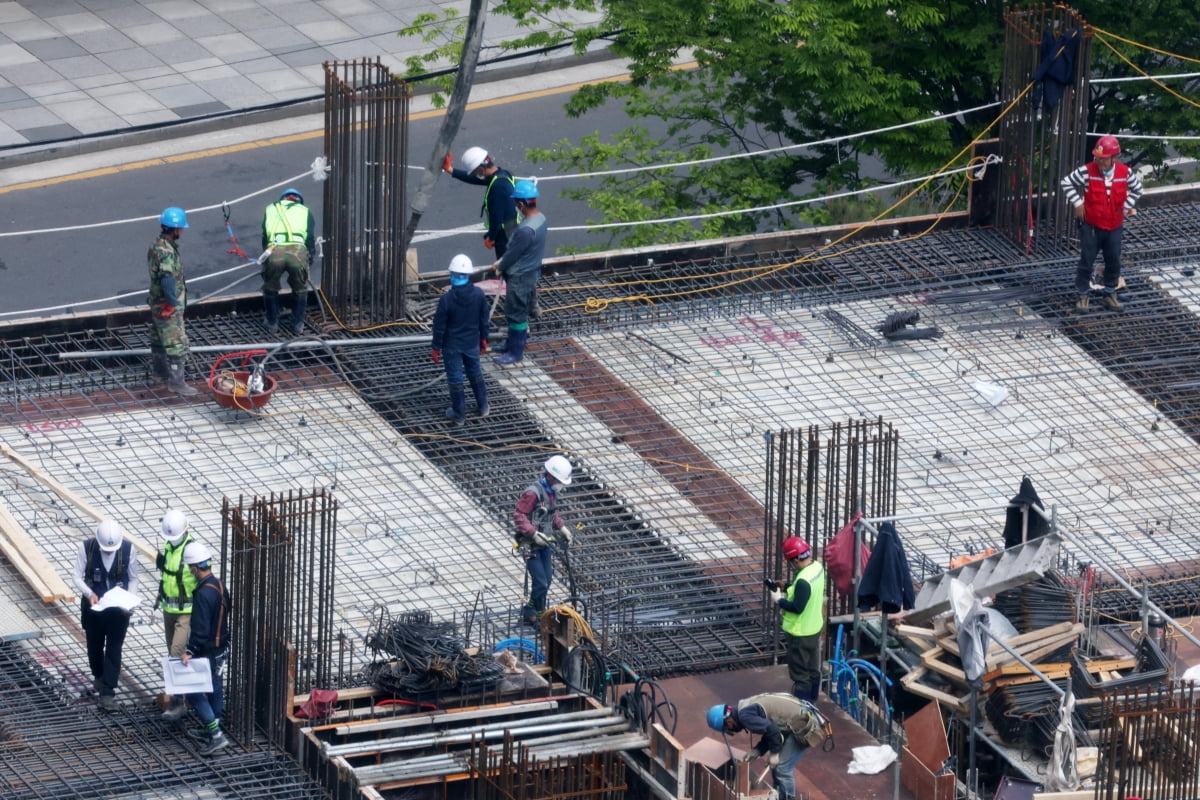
[
  {"left": 260, "top": 188, "right": 315, "bottom": 335},
  {"left": 148, "top": 207, "right": 197, "bottom": 396}
]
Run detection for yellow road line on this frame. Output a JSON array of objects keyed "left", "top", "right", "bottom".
[{"left": 0, "top": 65, "right": 682, "bottom": 196}]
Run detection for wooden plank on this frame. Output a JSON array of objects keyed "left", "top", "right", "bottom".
[
  {"left": 921, "top": 650, "right": 968, "bottom": 687},
  {"left": 983, "top": 656, "right": 1134, "bottom": 684},
  {"left": 1002, "top": 620, "right": 1077, "bottom": 649},
  {"left": 0, "top": 443, "right": 155, "bottom": 560},
  {"left": 901, "top": 666, "right": 967, "bottom": 711},
  {"left": 0, "top": 500, "right": 75, "bottom": 602}
]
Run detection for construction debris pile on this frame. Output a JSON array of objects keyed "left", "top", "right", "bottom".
[{"left": 363, "top": 610, "right": 508, "bottom": 697}]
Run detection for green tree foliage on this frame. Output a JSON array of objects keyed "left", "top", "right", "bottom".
[{"left": 410, "top": 0, "right": 1200, "bottom": 248}]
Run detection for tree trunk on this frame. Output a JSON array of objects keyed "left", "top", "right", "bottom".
[{"left": 402, "top": 0, "right": 488, "bottom": 257}]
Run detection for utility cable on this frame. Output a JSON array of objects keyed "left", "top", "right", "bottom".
[{"left": 1092, "top": 33, "right": 1200, "bottom": 112}]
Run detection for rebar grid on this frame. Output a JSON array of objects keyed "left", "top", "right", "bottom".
[
  {"left": 1, "top": 214, "right": 1200, "bottom": 697},
  {"left": 0, "top": 643, "right": 329, "bottom": 800}
]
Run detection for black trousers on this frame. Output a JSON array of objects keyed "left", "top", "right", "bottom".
[{"left": 81, "top": 603, "right": 130, "bottom": 694}]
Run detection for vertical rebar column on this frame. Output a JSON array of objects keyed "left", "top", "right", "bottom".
[
  {"left": 996, "top": 4, "right": 1092, "bottom": 253},
  {"left": 222, "top": 488, "right": 338, "bottom": 751},
  {"left": 322, "top": 58, "right": 411, "bottom": 325}
]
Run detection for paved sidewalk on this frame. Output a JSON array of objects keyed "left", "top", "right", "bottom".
[{"left": 0, "top": 0, "right": 600, "bottom": 153}]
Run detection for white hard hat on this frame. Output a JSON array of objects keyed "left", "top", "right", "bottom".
[
  {"left": 161, "top": 509, "right": 188, "bottom": 545},
  {"left": 544, "top": 455, "right": 573, "bottom": 486},
  {"left": 449, "top": 254, "right": 475, "bottom": 275},
  {"left": 96, "top": 519, "right": 124, "bottom": 552},
  {"left": 183, "top": 541, "right": 212, "bottom": 566},
  {"left": 461, "top": 146, "right": 489, "bottom": 173}
]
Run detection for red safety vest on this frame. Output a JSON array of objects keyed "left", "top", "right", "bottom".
[{"left": 1082, "top": 161, "right": 1130, "bottom": 231}]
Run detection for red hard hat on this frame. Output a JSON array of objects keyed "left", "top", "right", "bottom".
[
  {"left": 1093, "top": 135, "right": 1121, "bottom": 158},
  {"left": 782, "top": 536, "right": 811, "bottom": 561}
]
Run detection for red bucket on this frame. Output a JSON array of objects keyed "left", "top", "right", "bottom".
[{"left": 208, "top": 350, "right": 277, "bottom": 410}]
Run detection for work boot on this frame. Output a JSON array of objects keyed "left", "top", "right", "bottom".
[
  {"left": 187, "top": 728, "right": 212, "bottom": 742},
  {"left": 263, "top": 292, "right": 280, "bottom": 333},
  {"left": 150, "top": 345, "right": 169, "bottom": 383},
  {"left": 1103, "top": 292, "right": 1124, "bottom": 311},
  {"left": 445, "top": 384, "right": 467, "bottom": 425},
  {"left": 162, "top": 696, "right": 188, "bottom": 721},
  {"left": 166, "top": 356, "right": 199, "bottom": 396},
  {"left": 469, "top": 376, "right": 490, "bottom": 417},
  {"left": 495, "top": 329, "right": 527, "bottom": 366},
  {"left": 199, "top": 730, "right": 230, "bottom": 756},
  {"left": 96, "top": 694, "right": 119, "bottom": 712},
  {"left": 291, "top": 291, "right": 307, "bottom": 335},
  {"left": 1074, "top": 295, "right": 1089, "bottom": 311}
]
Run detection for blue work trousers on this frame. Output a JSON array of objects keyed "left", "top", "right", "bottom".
[
  {"left": 524, "top": 546, "right": 553, "bottom": 619},
  {"left": 1075, "top": 223, "right": 1124, "bottom": 294},
  {"left": 503, "top": 268, "right": 540, "bottom": 327},
  {"left": 186, "top": 652, "right": 226, "bottom": 727},
  {"left": 443, "top": 349, "right": 483, "bottom": 386},
  {"left": 771, "top": 733, "right": 808, "bottom": 799}
]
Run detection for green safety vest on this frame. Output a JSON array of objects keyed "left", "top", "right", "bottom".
[
  {"left": 264, "top": 201, "right": 310, "bottom": 246},
  {"left": 781, "top": 561, "right": 825, "bottom": 637},
  {"left": 160, "top": 535, "right": 198, "bottom": 614}
]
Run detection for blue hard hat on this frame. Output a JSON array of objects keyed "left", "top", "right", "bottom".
[
  {"left": 706, "top": 704, "right": 727, "bottom": 732},
  {"left": 512, "top": 179, "right": 538, "bottom": 200},
  {"left": 280, "top": 188, "right": 304, "bottom": 204},
  {"left": 159, "top": 207, "right": 188, "bottom": 228}
]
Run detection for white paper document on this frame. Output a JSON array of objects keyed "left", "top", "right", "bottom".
[
  {"left": 162, "top": 657, "right": 213, "bottom": 694},
  {"left": 90, "top": 587, "right": 141, "bottom": 612}
]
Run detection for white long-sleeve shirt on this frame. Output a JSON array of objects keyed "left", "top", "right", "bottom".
[{"left": 72, "top": 540, "right": 140, "bottom": 599}]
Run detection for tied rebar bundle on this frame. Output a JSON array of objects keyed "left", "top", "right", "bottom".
[
  {"left": 363, "top": 610, "right": 506, "bottom": 698},
  {"left": 877, "top": 310, "right": 943, "bottom": 341}
]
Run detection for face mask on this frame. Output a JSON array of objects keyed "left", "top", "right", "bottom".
[
  {"left": 450, "top": 273, "right": 469, "bottom": 286},
  {"left": 1101, "top": 167, "right": 1114, "bottom": 177}
]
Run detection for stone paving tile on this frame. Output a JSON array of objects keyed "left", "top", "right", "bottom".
[
  {"left": 170, "top": 100, "right": 228, "bottom": 116},
  {"left": 5, "top": 18, "right": 62, "bottom": 42},
  {"left": 2, "top": 104, "right": 69, "bottom": 129},
  {"left": 134, "top": 73, "right": 191, "bottom": 91},
  {"left": 20, "top": 36, "right": 87, "bottom": 61},
  {"left": 221, "top": 7, "right": 287, "bottom": 31},
  {"left": 283, "top": 4, "right": 335, "bottom": 24},
  {"left": 94, "top": 88, "right": 167, "bottom": 115},
  {"left": 46, "top": 54, "right": 111, "bottom": 79},
  {"left": 198, "top": 72, "right": 273, "bottom": 104},
  {"left": 196, "top": 32, "right": 268, "bottom": 61},
  {"left": 144, "top": 38, "right": 212, "bottom": 64},
  {"left": 45, "top": 11, "right": 111, "bottom": 35},
  {"left": 246, "top": 67, "right": 313, "bottom": 94},
  {"left": 344, "top": 12, "right": 403, "bottom": 37},
  {"left": 68, "top": 28, "right": 137, "bottom": 54},
  {"left": 16, "top": 122, "right": 79, "bottom": 141},
  {"left": 234, "top": 54, "right": 288, "bottom": 75},
  {"left": 122, "top": 21, "right": 188, "bottom": 46},
  {"left": 122, "top": 107, "right": 181, "bottom": 126},
  {"left": 32, "top": 0, "right": 89, "bottom": 16},
  {"left": 93, "top": 5, "right": 162, "bottom": 27},
  {"left": 0, "top": 86, "right": 35, "bottom": 109},
  {"left": 97, "top": 47, "right": 166, "bottom": 73},
  {"left": 0, "top": 3, "right": 36, "bottom": 24},
  {"left": 196, "top": 0, "right": 259, "bottom": 11},
  {"left": 23, "top": 80, "right": 87, "bottom": 104},
  {"left": 145, "top": 81, "right": 216, "bottom": 108},
  {"left": 144, "top": 0, "right": 212, "bottom": 21},
  {"left": 275, "top": 46, "right": 333, "bottom": 69},
  {"left": 0, "top": 61, "right": 63, "bottom": 85},
  {"left": 294, "top": 19, "right": 357, "bottom": 44},
  {"left": 43, "top": 95, "right": 122, "bottom": 125},
  {"left": 0, "top": 120, "right": 28, "bottom": 147},
  {"left": 179, "top": 15, "right": 236, "bottom": 38}
]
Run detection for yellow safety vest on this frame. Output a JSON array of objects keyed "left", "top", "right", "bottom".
[
  {"left": 781, "top": 561, "right": 825, "bottom": 637},
  {"left": 264, "top": 202, "right": 309, "bottom": 246}
]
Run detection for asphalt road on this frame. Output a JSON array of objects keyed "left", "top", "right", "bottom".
[{"left": 0, "top": 84, "right": 643, "bottom": 319}]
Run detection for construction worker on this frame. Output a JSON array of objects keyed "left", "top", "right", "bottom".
[
  {"left": 1060, "top": 134, "right": 1143, "bottom": 312},
  {"left": 260, "top": 188, "right": 316, "bottom": 335},
  {"left": 148, "top": 206, "right": 197, "bottom": 396},
  {"left": 767, "top": 536, "right": 825, "bottom": 703},
  {"left": 491, "top": 180, "right": 547, "bottom": 366},
  {"left": 180, "top": 541, "right": 232, "bottom": 757},
  {"left": 443, "top": 146, "right": 518, "bottom": 257},
  {"left": 513, "top": 455, "right": 574, "bottom": 629},
  {"left": 157, "top": 509, "right": 197, "bottom": 721},
  {"left": 431, "top": 254, "right": 490, "bottom": 424},
  {"left": 706, "top": 693, "right": 824, "bottom": 800},
  {"left": 72, "top": 519, "right": 140, "bottom": 712}
]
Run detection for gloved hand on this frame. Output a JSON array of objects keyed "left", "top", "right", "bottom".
[
  {"left": 430, "top": 349, "right": 441, "bottom": 364},
  {"left": 738, "top": 751, "right": 757, "bottom": 763},
  {"left": 558, "top": 525, "right": 572, "bottom": 545},
  {"left": 533, "top": 531, "right": 552, "bottom": 548},
  {"left": 480, "top": 339, "right": 489, "bottom": 355},
  {"left": 767, "top": 751, "right": 780, "bottom": 768},
  {"left": 160, "top": 304, "right": 175, "bottom": 318},
  {"left": 490, "top": 261, "right": 501, "bottom": 277},
  {"left": 483, "top": 236, "right": 495, "bottom": 250},
  {"left": 442, "top": 152, "right": 453, "bottom": 173},
  {"left": 769, "top": 589, "right": 784, "bottom": 604}
]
